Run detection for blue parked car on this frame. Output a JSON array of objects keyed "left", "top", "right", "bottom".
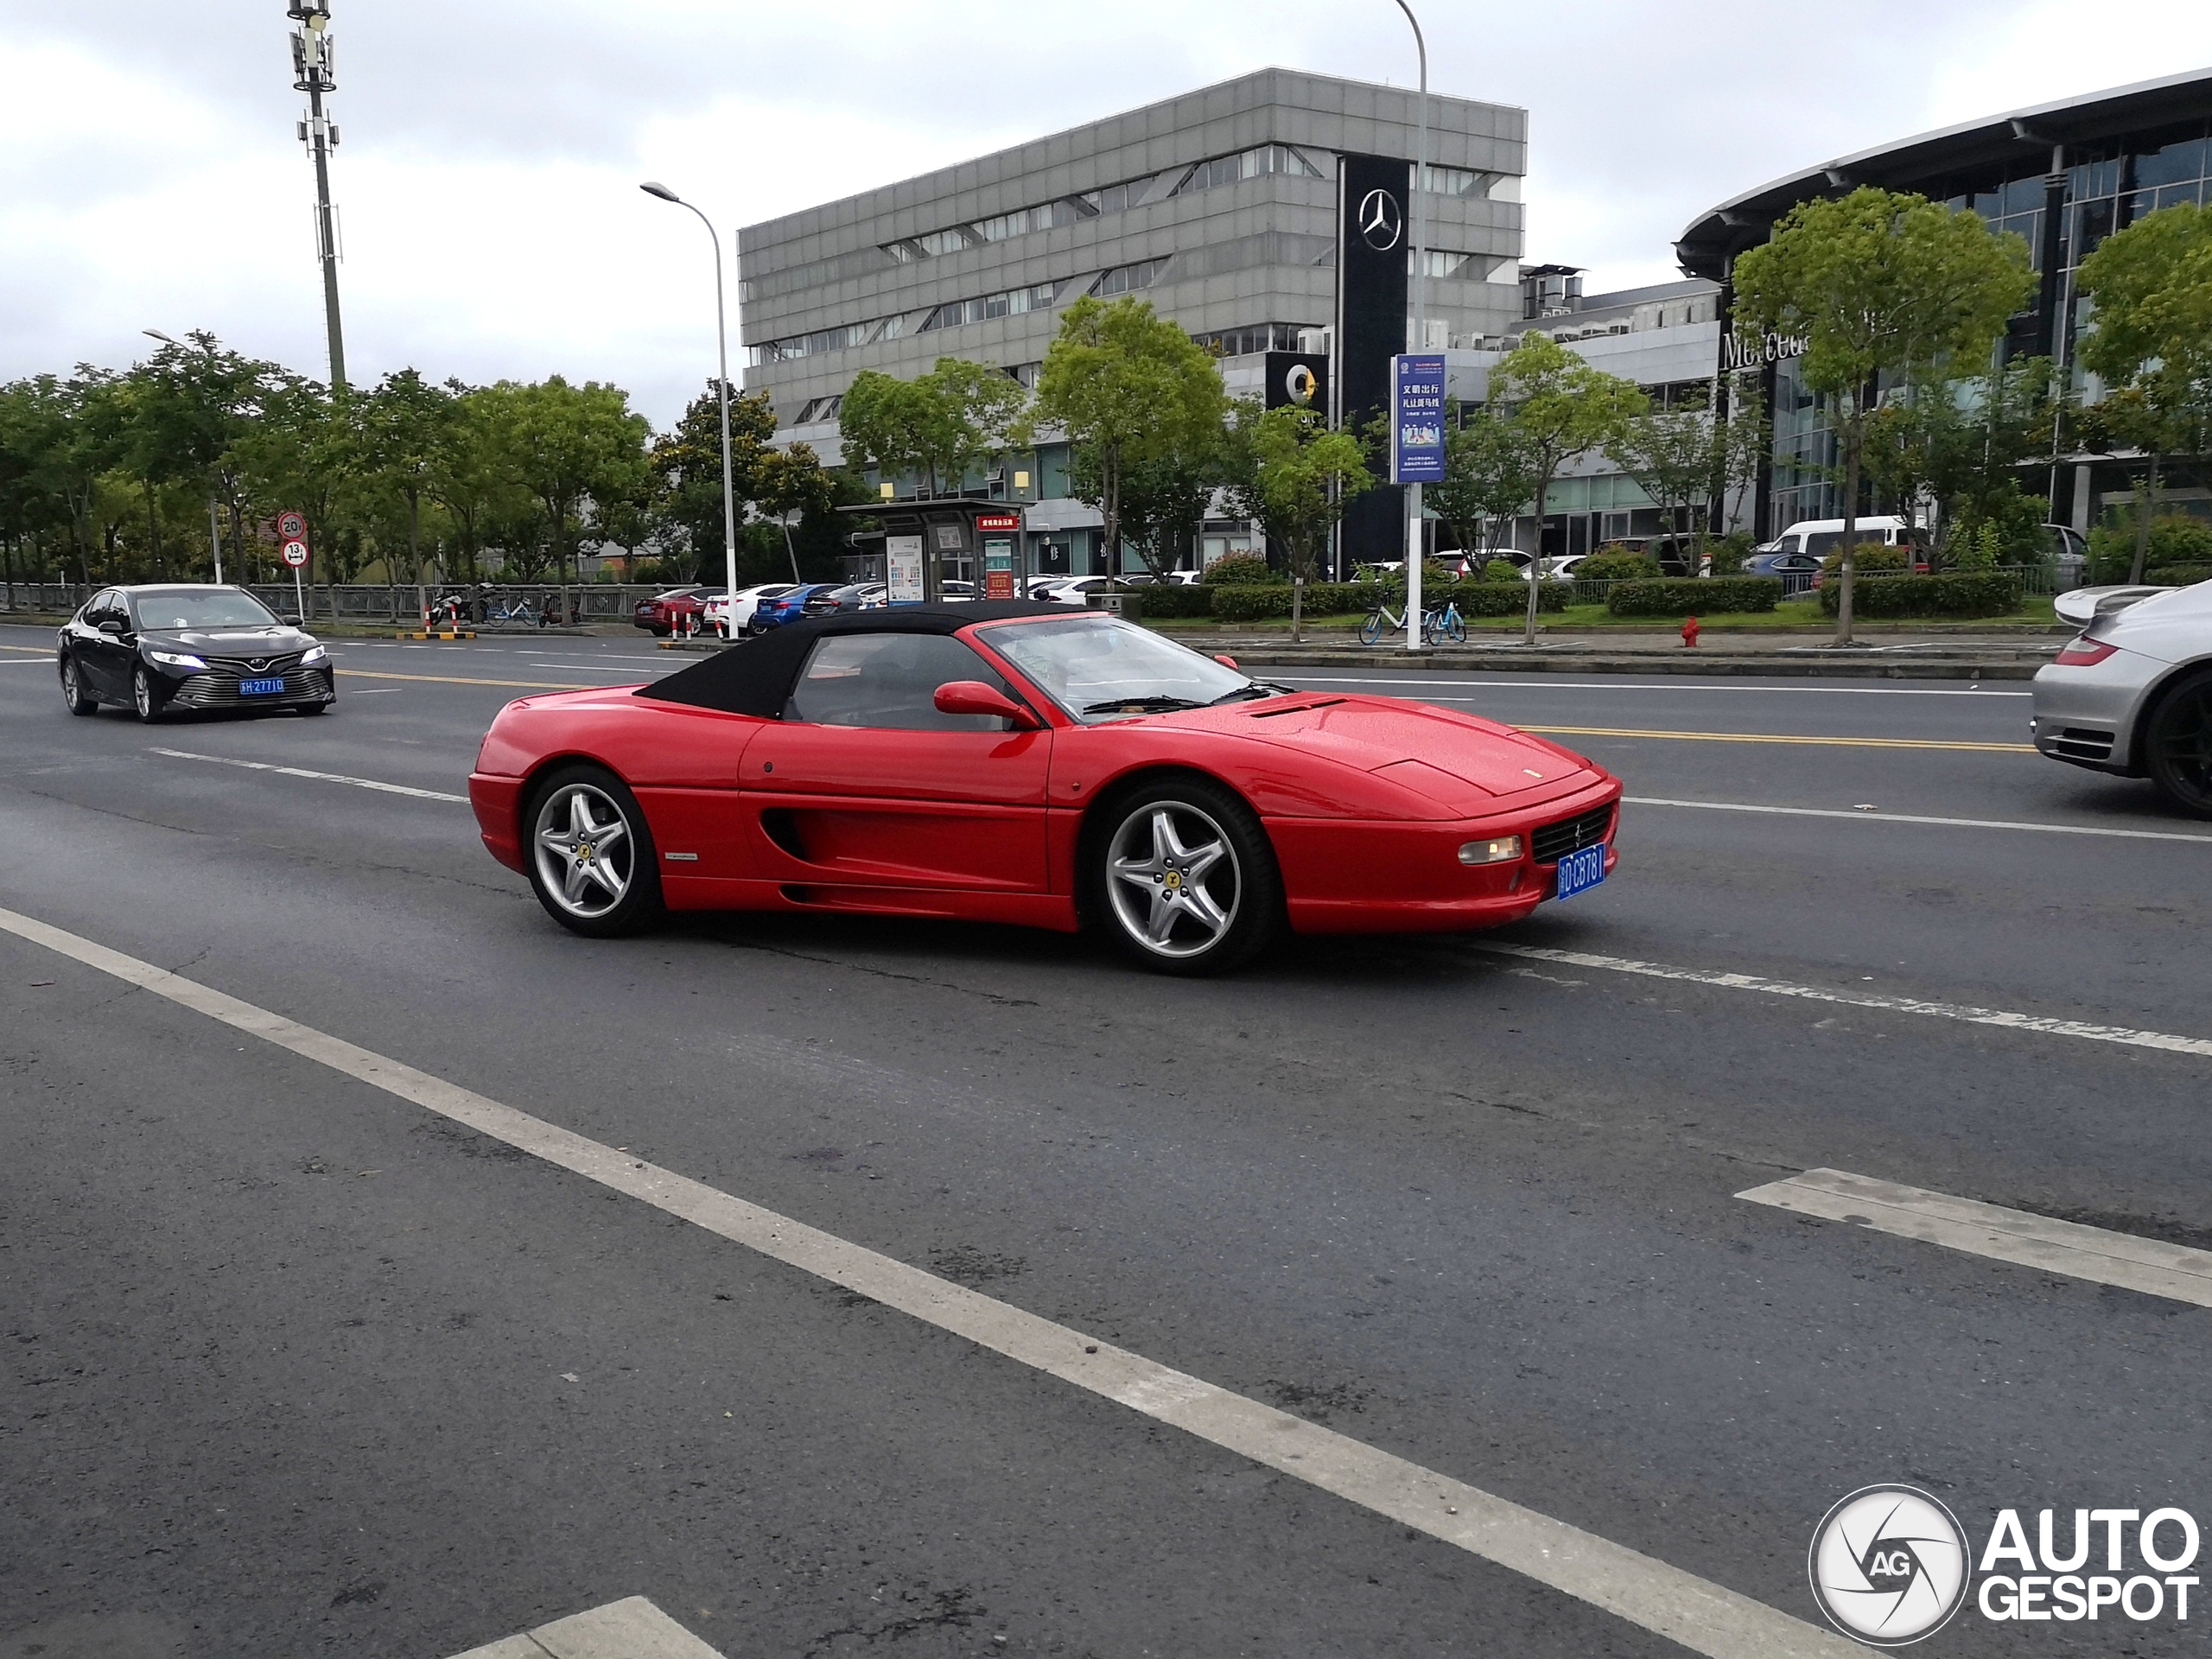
[
  {"left": 1741, "top": 550, "right": 1823, "bottom": 594},
  {"left": 749, "top": 583, "right": 844, "bottom": 631}
]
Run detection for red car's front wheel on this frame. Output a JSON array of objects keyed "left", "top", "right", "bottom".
[
  {"left": 524, "top": 764, "right": 664, "bottom": 937},
  {"left": 1091, "top": 778, "right": 1281, "bottom": 976}
]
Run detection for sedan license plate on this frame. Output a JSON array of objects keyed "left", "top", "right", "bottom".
[
  {"left": 1554, "top": 843, "right": 1606, "bottom": 901},
  {"left": 239, "top": 676, "right": 286, "bottom": 696}
]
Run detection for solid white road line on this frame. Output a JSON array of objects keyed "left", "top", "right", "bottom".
[
  {"left": 1471, "top": 943, "right": 2212, "bottom": 1059},
  {"left": 1738, "top": 1168, "right": 2212, "bottom": 1308},
  {"left": 0, "top": 900, "right": 1853, "bottom": 1659},
  {"left": 149, "top": 747, "right": 467, "bottom": 804},
  {"left": 448, "top": 1596, "right": 725, "bottom": 1659},
  {"left": 1624, "top": 795, "right": 2212, "bottom": 846},
  {"left": 1291, "top": 674, "right": 2028, "bottom": 697}
]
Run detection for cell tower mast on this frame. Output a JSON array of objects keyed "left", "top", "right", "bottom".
[{"left": 288, "top": 1, "right": 347, "bottom": 392}]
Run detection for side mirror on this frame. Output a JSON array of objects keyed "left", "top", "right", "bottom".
[
  {"left": 97, "top": 618, "right": 124, "bottom": 635},
  {"left": 282, "top": 613, "right": 304, "bottom": 627},
  {"left": 1212, "top": 653, "right": 1239, "bottom": 670},
  {"left": 933, "top": 680, "right": 1040, "bottom": 729}
]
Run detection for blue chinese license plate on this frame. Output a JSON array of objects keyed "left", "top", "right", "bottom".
[
  {"left": 239, "top": 676, "right": 286, "bottom": 696},
  {"left": 1554, "top": 843, "right": 1607, "bottom": 900}
]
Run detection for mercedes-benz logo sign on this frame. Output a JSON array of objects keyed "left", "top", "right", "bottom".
[
  {"left": 1808, "top": 1485, "right": 1970, "bottom": 1646},
  {"left": 1283, "top": 363, "right": 1318, "bottom": 407},
  {"left": 1358, "top": 188, "right": 1403, "bottom": 251}
]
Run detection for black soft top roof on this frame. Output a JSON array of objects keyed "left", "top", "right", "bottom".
[{"left": 638, "top": 601, "right": 1070, "bottom": 717}]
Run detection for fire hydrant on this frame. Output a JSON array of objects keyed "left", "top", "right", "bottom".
[{"left": 1681, "top": 615, "right": 1701, "bottom": 649}]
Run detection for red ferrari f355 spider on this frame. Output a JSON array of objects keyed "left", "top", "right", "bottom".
[{"left": 468, "top": 604, "right": 1620, "bottom": 974}]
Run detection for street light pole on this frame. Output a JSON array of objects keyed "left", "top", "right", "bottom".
[
  {"left": 642, "top": 182, "right": 740, "bottom": 639},
  {"left": 144, "top": 329, "right": 226, "bottom": 584},
  {"left": 1393, "top": 0, "right": 1429, "bottom": 652}
]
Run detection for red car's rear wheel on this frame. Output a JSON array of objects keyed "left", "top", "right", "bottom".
[
  {"left": 524, "top": 764, "right": 664, "bottom": 937},
  {"left": 1092, "top": 777, "right": 1281, "bottom": 976}
]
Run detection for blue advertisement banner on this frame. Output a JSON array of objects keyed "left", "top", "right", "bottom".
[{"left": 1390, "top": 353, "right": 1446, "bottom": 484}]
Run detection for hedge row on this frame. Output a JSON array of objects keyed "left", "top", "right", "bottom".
[
  {"left": 1606, "top": 577, "right": 1783, "bottom": 616},
  {"left": 1816, "top": 573, "right": 2021, "bottom": 618},
  {"left": 1182, "top": 579, "right": 1573, "bottom": 623}
]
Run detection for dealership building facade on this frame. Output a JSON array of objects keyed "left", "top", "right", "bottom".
[
  {"left": 737, "top": 65, "right": 2212, "bottom": 576},
  {"left": 737, "top": 67, "right": 1526, "bottom": 576}
]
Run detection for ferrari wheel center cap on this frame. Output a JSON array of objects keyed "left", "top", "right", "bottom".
[{"left": 1164, "top": 871, "right": 1182, "bottom": 891}]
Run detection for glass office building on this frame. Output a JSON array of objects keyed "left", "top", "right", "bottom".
[{"left": 1677, "top": 67, "right": 2212, "bottom": 538}]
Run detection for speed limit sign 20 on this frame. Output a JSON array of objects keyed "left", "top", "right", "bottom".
[{"left": 276, "top": 510, "right": 308, "bottom": 540}]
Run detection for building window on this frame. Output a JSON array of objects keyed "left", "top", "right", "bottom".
[
  {"left": 1091, "top": 259, "right": 1168, "bottom": 298},
  {"left": 918, "top": 282, "right": 1059, "bottom": 332},
  {"left": 1420, "top": 164, "right": 1496, "bottom": 198},
  {"left": 1167, "top": 143, "right": 1325, "bottom": 198},
  {"left": 1190, "top": 321, "right": 1310, "bottom": 356}
]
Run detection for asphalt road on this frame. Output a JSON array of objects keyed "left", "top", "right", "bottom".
[{"left": 3, "top": 620, "right": 2208, "bottom": 1659}]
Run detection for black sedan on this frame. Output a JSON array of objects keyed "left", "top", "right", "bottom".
[{"left": 58, "top": 584, "right": 336, "bottom": 721}]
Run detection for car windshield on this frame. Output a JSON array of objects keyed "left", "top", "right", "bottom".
[
  {"left": 980, "top": 614, "right": 1262, "bottom": 721},
  {"left": 130, "top": 589, "right": 281, "bottom": 630}
]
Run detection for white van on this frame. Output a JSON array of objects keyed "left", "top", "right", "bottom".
[{"left": 1758, "top": 516, "right": 1930, "bottom": 567}]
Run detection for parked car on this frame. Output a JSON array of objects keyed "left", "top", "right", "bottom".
[
  {"left": 819, "top": 582, "right": 888, "bottom": 614},
  {"left": 2031, "top": 524, "right": 2089, "bottom": 588},
  {"left": 1742, "top": 550, "right": 1825, "bottom": 594},
  {"left": 702, "top": 583, "right": 797, "bottom": 638},
  {"left": 1039, "top": 576, "right": 1120, "bottom": 605},
  {"left": 750, "top": 583, "right": 845, "bottom": 631},
  {"left": 2031, "top": 577, "right": 2212, "bottom": 815},
  {"left": 1762, "top": 517, "right": 1931, "bottom": 570},
  {"left": 58, "top": 583, "right": 335, "bottom": 721},
  {"left": 634, "top": 587, "right": 702, "bottom": 632},
  {"left": 642, "top": 588, "right": 726, "bottom": 636},
  {"left": 467, "top": 605, "right": 1624, "bottom": 972}
]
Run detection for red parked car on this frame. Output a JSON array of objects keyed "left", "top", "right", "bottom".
[
  {"left": 633, "top": 587, "right": 725, "bottom": 635},
  {"left": 468, "top": 605, "right": 1621, "bottom": 974}
]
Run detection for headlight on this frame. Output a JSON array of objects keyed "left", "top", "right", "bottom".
[
  {"left": 149, "top": 650, "right": 207, "bottom": 671},
  {"left": 299, "top": 644, "right": 327, "bottom": 665},
  {"left": 1459, "top": 836, "right": 1522, "bottom": 866}
]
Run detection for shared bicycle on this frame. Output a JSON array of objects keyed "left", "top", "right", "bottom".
[{"left": 1359, "top": 594, "right": 1465, "bottom": 646}]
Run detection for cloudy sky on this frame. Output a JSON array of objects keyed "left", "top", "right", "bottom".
[{"left": 4, "top": 1, "right": 2209, "bottom": 429}]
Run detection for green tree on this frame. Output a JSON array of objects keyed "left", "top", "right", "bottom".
[
  {"left": 1224, "top": 401, "right": 1375, "bottom": 641},
  {"left": 356, "top": 369, "right": 454, "bottom": 597},
  {"left": 1428, "top": 401, "right": 1537, "bottom": 563},
  {"left": 1603, "top": 378, "right": 1769, "bottom": 563},
  {"left": 2075, "top": 202, "right": 2212, "bottom": 582},
  {"left": 1026, "top": 296, "right": 1225, "bottom": 577},
  {"left": 650, "top": 382, "right": 780, "bottom": 581},
  {"left": 1862, "top": 355, "right": 2062, "bottom": 565},
  {"left": 753, "top": 442, "right": 841, "bottom": 584},
  {"left": 838, "top": 357, "right": 1025, "bottom": 499},
  {"left": 1732, "top": 185, "right": 2032, "bottom": 640},
  {"left": 1487, "top": 334, "right": 1648, "bottom": 643},
  {"left": 480, "top": 377, "right": 651, "bottom": 621},
  {"left": 132, "top": 332, "right": 294, "bottom": 582}
]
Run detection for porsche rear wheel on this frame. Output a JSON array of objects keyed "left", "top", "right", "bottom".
[
  {"left": 524, "top": 764, "right": 664, "bottom": 937},
  {"left": 2145, "top": 669, "right": 2212, "bottom": 818},
  {"left": 60, "top": 655, "right": 98, "bottom": 715},
  {"left": 1091, "top": 777, "right": 1281, "bottom": 976}
]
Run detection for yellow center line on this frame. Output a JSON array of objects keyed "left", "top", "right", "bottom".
[
  {"left": 0, "top": 643, "right": 54, "bottom": 654},
  {"left": 338, "top": 667, "right": 610, "bottom": 691},
  {"left": 1523, "top": 724, "right": 2035, "bottom": 753}
]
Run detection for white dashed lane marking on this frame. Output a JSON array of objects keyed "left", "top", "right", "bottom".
[
  {"left": 149, "top": 747, "right": 467, "bottom": 803},
  {"left": 0, "top": 901, "right": 1857, "bottom": 1659},
  {"left": 1470, "top": 943, "right": 2212, "bottom": 1058},
  {"left": 1739, "top": 1168, "right": 2212, "bottom": 1308},
  {"left": 448, "top": 1596, "right": 725, "bottom": 1659}
]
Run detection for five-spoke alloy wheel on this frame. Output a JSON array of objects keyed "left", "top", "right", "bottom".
[
  {"left": 131, "top": 665, "right": 166, "bottom": 723},
  {"left": 524, "top": 765, "right": 663, "bottom": 936},
  {"left": 1093, "top": 777, "right": 1280, "bottom": 975}
]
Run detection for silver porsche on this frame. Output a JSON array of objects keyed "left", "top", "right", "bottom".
[{"left": 2031, "top": 580, "right": 2212, "bottom": 816}]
